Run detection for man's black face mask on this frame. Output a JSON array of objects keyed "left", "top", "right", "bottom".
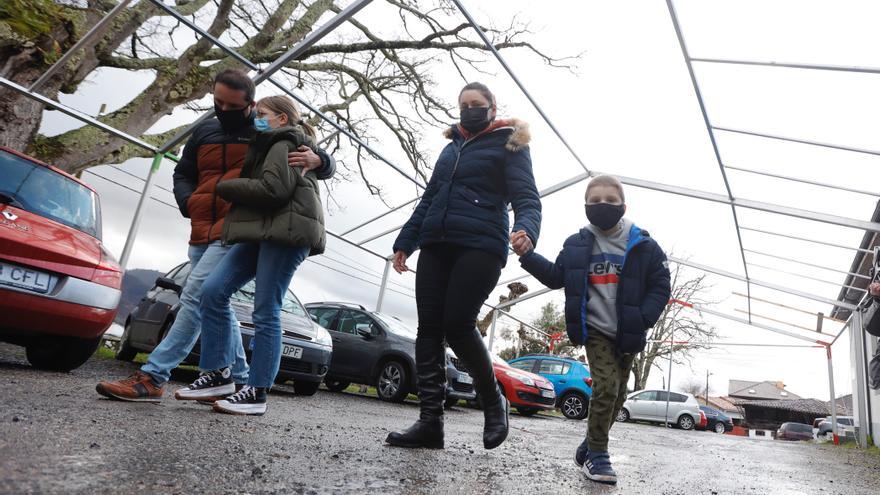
[{"left": 215, "top": 103, "right": 253, "bottom": 133}]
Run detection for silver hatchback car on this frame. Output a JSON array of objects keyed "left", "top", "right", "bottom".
[{"left": 617, "top": 389, "right": 705, "bottom": 430}]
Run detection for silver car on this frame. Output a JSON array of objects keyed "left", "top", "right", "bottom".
[{"left": 616, "top": 389, "right": 704, "bottom": 430}]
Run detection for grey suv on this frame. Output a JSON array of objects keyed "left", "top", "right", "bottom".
[{"left": 305, "top": 302, "right": 476, "bottom": 404}]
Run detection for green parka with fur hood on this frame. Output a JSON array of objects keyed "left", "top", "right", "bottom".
[{"left": 216, "top": 126, "right": 326, "bottom": 256}]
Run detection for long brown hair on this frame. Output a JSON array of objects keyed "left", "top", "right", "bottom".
[{"left": 256, "top": 95, "right": 317, "bottom": 138}]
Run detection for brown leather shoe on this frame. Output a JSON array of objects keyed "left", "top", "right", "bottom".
[{"left": 96, "top": 371, "right": 164, "bottom": 402}]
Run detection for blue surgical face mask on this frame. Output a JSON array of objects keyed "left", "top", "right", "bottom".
[{"left": 254, "top": 117, "right": 271, "bottom": 132}]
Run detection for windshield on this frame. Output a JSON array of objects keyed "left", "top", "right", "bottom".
[
  {"left": 0, "top": 150, "right": 100, "bottom": 238},
  {"left": 373, "top": 313, "right": 417, "bottom": 338},
  {"left": 231, "top": 280, "right": 308, "bottom": 317}
]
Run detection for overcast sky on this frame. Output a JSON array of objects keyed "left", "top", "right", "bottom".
[{"left": 39, "top": 0, "right": 880, "bottom": 401}]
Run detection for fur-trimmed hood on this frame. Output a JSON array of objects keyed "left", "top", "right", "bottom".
[{"left": 443, "top": 118, "right": 531, "bottom": 152}]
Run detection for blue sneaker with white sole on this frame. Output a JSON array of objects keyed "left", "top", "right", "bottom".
[
  {"left": 583, "top": 451, "right": 617, "bottom": 485},
  {"left": 574, "top": 437, "right": 590, "bottom": 467}
]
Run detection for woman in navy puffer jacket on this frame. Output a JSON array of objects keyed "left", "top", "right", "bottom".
[{"left": 385, "top": 82, "right": 542, "bottom": 451}]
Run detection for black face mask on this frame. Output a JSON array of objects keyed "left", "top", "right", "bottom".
[
  {"left": 215, "top": 104, "right": 253, "bottom": 133},
  {"left": 585, "top": 203, "right": 625, "bottom": 231},
  {"left": 460, "top": 106, "right": 492, "bottom": 134}
]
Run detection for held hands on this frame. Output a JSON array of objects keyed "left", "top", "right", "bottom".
[
  {"left": 288, "top": 146, "right": 321, "bottom": 177},
  {"left": 870, "top": 282, "right": 880, "bottom": 297},
  {"left": 392, "top": 251, "right": 410, "bottom": 274},
  {"left": 509, "top": 230, "right": 533, "bottom": 256}
]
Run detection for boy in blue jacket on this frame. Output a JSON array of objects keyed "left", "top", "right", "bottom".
[{"left": 510, "top": 175, "right": 671, "bottom": 485}]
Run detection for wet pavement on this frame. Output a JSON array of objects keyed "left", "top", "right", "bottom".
[{"left": 1, "top": 342, "right": 879, "bottom": 494}]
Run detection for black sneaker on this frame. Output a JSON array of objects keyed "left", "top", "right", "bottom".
[
  {"left": 583, "top": 451, "right": 617, "bottom": 485},
  {"left": 174, "top": 368, "right": 234, "bottom": 401},
  {"left": 197, "top": 383, "right": 246, "bottom": 405},
  {"left": 212, "top": 386, "right": 268, "bottom": 416},
  {"left": 574, "top": 437, "right": 590, "bottom": 467}
]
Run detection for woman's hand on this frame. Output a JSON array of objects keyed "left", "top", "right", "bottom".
[
  {"left": 870, "top": 282, "right": 880, "bottom": 297},
  {"left": 392, "top": 251, "right": 410, "bottom": 274},
  {"left": 509, "top": 230, "right": 533, "bottom": 256}
]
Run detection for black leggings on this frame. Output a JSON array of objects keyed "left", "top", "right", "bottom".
[{"left": 415, "top": 244, "right": 503, "bottom": 341}]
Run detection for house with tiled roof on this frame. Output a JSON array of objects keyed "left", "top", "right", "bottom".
[
  {"left": 725, "top": 379, "right": 839, "bottom": 430},
  {"left": 739, "top": 399, "right": 848, "bottom": 431},
  {"left": 728, "top": 379, "right": 802, "bottom": 401}
]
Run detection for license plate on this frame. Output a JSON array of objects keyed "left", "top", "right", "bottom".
[
  {"left": 0, "top": 261, "right": 51, "bottom": 294},
  {"left": 281, "top": 344, "right": 303, "bottom": 360},
  {"left": 458, "top": 372, "right": 473, "bottom": 384},
  {"left": 540, "top": 389, "right": 555, "bottom": 398}
]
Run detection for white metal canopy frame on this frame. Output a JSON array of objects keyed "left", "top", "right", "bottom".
[{"left": 4, "top": 0, "right": 877, "bottom": 445}]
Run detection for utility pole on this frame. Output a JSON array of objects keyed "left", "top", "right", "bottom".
[{"left": 705, "top": 370, "right": 712, "bottom": 405}]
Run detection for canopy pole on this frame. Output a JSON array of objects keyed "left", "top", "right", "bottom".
[
  {"left": 119, "top": 153, "right": 163, "bottom": 269},
  {"left": 376, "top": 257, "right": 392, "bottom": 312},
  {"left": 487, "top": 311, "right": 498, "bottom": 352}
]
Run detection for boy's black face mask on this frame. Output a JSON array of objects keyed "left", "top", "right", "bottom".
[
  {"left": 585, "top": 203, "right": 625, "bottom": 231},
  {"left": 460, "top": 106, "right": 492, "bottom": 134}
]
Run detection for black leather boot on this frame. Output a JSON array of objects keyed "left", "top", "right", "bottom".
[
  {"left": 385, "top": 336, "right": 446, "bottom": 449},
  {"left": 447, "top": 328, "right": 509, "bottom": 450}
]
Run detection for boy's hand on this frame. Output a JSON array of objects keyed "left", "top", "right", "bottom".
[
  {"left": 288, "top": 146, "right": 321, "bottom": 177},
  {"left": 870, "top": 282, "right": 880, "bottom": 297},
  {"left": 509, "top": 230, "right": 533, "bottom": 256}
]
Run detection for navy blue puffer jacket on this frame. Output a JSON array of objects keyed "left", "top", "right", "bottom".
[
  {"left": 393, "top": 119, "right": 542, "bottom": 265},
  {"left": 520, "top": 224, "right": 671, "bottom": 353}
]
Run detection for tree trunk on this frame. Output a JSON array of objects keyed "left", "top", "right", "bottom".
[{"left": 0, "top": 20, "right": 76, "bottom": 151}]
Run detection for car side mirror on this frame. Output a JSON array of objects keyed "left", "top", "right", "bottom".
[
  {"left": 356, "top": 323, "right": 374, "bottom": 338},
  {"left": 310, "top": 313, "right": 319, "bottom": 323},
  {"left": 155, "top": 277, "right": 183, "bottom": 294}
]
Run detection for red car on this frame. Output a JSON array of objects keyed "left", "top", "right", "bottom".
[
  {"left": 777, "top": 422, "right": 814, "bottom": 441},
  {"left": 492, "top": 355, "right": 556, "bottom": 416},
  {"left": 0, "top": 147, "right": 122, "bottom": 371}
]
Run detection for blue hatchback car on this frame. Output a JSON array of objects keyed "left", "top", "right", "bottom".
[{"left": 508, "top": 354, "right": 593, "bottom": 420}]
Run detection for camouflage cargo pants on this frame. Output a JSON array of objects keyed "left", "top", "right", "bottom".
[{"left": 585, "top": 332, "right": 635, "bottom": 452}]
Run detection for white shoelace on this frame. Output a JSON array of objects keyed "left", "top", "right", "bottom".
[
  {"left": 189, "top": 373, "right": 213, "bottom": 389},
  {"left": 226, "top": 385, "right": 256, "bottom": 403}
]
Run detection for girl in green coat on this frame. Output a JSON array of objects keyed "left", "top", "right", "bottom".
[{"left": 176, "top": 95, "right": 325, "bottom": 415}]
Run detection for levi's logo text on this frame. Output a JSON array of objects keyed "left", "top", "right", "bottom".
[{"left": 588, "top": 254, "right": 623, "bottom": 286}]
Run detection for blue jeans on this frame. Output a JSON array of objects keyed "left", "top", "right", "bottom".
[
  {"left": 198, "top": 241, "right": 309, "bottom": 388},
  {"left": 140, "top": 242, "right": 249, "bottom": 385}
]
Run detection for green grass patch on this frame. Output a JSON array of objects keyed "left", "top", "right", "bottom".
[
  {"left": 839, "top": 440, "right": 880, "bottom": 456},
  {"left": 93, "top": 343, "right": 198, "bottom": 372}
]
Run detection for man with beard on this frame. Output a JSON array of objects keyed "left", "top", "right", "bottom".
[{"left": 96, "top": 69, "right": 335, "bottom": 402}]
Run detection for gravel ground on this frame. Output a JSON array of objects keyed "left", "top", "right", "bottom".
[{"left": 1, "top": 342, "right": 879, "bottom": 495}]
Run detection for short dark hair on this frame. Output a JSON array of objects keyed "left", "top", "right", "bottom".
[
  {"left": 459, "top": 82, "right": 496, "bottom": 107},
  {"left": 213, "top": 69, "right": 255, "bottom": 103}
]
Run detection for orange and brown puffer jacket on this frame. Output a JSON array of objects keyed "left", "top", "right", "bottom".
[{"left": 171, "top": 118, "right": 335, "bottom": 245}]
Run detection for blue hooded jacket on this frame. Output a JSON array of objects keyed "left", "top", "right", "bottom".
[
  {"left": 393, "top": 119, "right": 541, "bottom": 264},
  {"left": 519, "top": 223, "right": 671, "bottom": 353}
]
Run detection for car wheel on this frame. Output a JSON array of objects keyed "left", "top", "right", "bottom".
[
  {"left": 616, "top": 408, "right": 630, "bottom": 422},
  {"left": 517, "top": 407, "right": 539, "bottom": 417},
  {"left": 115, "top": 322, "right": 138, "bottom": 361},
  {"left": 377, "top": 361, "right": 409, "bottom": 403},
  {"left": 714, "top": 421, "right": 726, "bottom": 434},
  {"left": 26, "top": 336, "right": 101, "bottom": 372},
  {"left": 560, "top": 392, "right": 589, "bottom": 420},
  {"left": 444, "top": 396, "right": 460, "bottom": 409},
  {"left": 678, "top": 414, "right": 696, "bottom": 430},
  {"left": 293, "top": 380, "right": 321, "bottom": 396},
  {"left": 324, "top": 380, "right": 350, "bottom": 392}
]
